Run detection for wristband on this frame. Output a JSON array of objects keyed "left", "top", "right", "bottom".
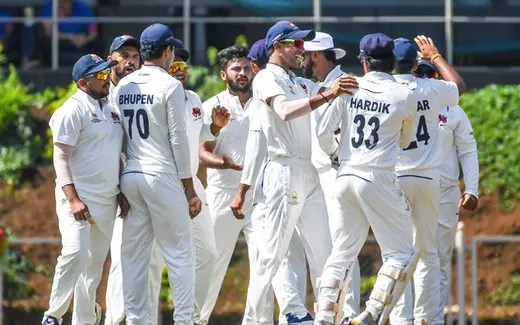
[{"left": 430, "top": 54, "right": 442, "bottom": 64}]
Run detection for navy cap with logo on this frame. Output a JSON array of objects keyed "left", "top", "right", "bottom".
[
  {"left": 358, "top": 33, "right": 395, "bottom": 60},
  {"left": 393, "top": 38, "right": 418, "bottom": 62},
  {"left": 174, "top": 48, "right": 190, "bottom": 62},
  {"left": 109, "top": 34, "right": 140, "bottom": 54},
  {"left": 248, "top": 39, "right": 269, "bottom": 67},
  {"left": 72, "top": 54, "right": 118, "bottom": 81},
  {"left": 265, "top": 21, "right": 315, "bottom": 50},
  {"left": 140, "top": 23, "right": 183, "bottom": 51}
]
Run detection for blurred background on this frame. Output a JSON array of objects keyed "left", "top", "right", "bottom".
[{"left": 1, "top": 0, "right": 520, "bottom": 324}]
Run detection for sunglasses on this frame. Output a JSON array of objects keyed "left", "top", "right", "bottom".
[
  {"left": 86, "top": 69, "right": 110, "bottom": 81},
  {"left": 169, "top": 61, "right": 189, "bottom": 74},
  {"left": 279, "top": 39, "right": 304, "bottom": 49}
]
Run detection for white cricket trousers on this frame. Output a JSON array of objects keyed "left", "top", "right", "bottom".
[
  {"left": 43, "top": 187, "right": 116, "bottom": 325},
  {"left": 104, "top": 203, "right": 216, "bottom": 325},
  {"left": 200, "top": 185, "right": 259, "bottom": 323},
  {"left": 433, "top": 185, "right": 461, "bottom": 325},
  {"left": 315, "top": 167, "right": 414, "bottom": 324},
  {"left": 319, "top": 167, "right": 361, "bottom": 319},
  {"left": 247, "top": 157, "right": 332, "bottom": 323},
  {"left": 120, "top": 171, "right": 194, "bottom": 325},
  {"left": 394, "top": 169, "right": 441, "bottom": 324}
]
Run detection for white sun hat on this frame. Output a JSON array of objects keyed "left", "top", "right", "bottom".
[{"left": 304, "top": 32, "right": 347, "bottom": 59}]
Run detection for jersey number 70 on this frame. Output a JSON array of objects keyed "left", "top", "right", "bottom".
[{"left": 124, "top": 109, "right": 150, "bottom": 139}]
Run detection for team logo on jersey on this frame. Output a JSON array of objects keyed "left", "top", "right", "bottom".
[
  {"left": 111, "top": 112, "right": 121, "bottom": 123},
  {"left": 438, "top": 114, "right": 448, "bottom": 124},
  {"left": 90, "top": 111, "right": 102, "bottom": 123},
  {"left": 288, "top": 191, "right": 300, "bottom": 205},
  {"left": 300, "top": 83, "right": 308, "bottom": 94},
  {"left": 192, "top": 107, "right": 202, "bottom": 118}
]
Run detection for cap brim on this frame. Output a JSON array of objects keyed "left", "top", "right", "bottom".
[
  {"left": 418, "top": 60, "right": 438, "bottom": 72},
  {"left": 168, "top": 38, "right": 183, "bottom": 48},
  {"left": 332, "top": 48, "right": 346, "bottom": 59},
  {"left": 121, "top": 38, "right": 140, "bottom": 50},
  {"left": 90, "top": 60, "right": 118, "bottom": 75},
  {"left": 174, "top": 48, "right": 190, "bottom": 62},
  {"left": 285, "top": 29, "right": 315, "bottom": 41}
]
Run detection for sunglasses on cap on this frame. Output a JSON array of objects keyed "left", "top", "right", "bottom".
[
  {"left": 278, "top": 39, "right": 304, "bottom": 49},
  {"left": 86, "top": 69, "right": 111, "bottom": 81},
  {"left": 169, "top": 61, "right": 189, "bottom": 74}
]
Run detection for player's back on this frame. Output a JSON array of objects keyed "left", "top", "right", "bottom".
[
  {"left": 338, "top": 72, "right": 414, "bottom": 171},
  {"left": 394, "top": 75, "right": 459, "bottom": 172},
  {"left": 116, "top": 65, "right": 185, "bottom": 175}
]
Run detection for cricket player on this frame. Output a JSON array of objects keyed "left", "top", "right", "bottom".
[
  {"left": 391, "top": 37, "right": 467, "bottom": 325},
  {"left": 313, "top": 33, "right": 419, "bottom": 325},
  {"left": 198, "top": 45, "right": 262, "bottom": 324},
  {"left": 414, "top": 61, "right": 479, "bottom": 325},
  {"left": 302, "top": 31, "right": 361, "bottom": 322},
  {"left": 101, "top": 34, "right": 141, "bottom": 325},
  {"left": 43, "top": 54, "right": 124, "bottom": 325},
  {"left": 230, "top": 21, "right": 358, "bottom": 324},
  {"left": 115, "top": 23, "right": 201, "bottom": 325}
]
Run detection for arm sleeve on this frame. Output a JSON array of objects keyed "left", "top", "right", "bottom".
[
  {"left": 240, "top": 101, "right": 268, "bottom": 186},
  {"left": 166, "top": 83, "right": 192, "bottom": 179},
  {"left": 199, "top": 98, "right": 217, "bottom": 142},
  {"left": 316, "top": 94, "right": 347, "bottom": 156},
  {"left": 53, "top": 143, "right": 74, "bottom": 187},
  {"left": 49, "top": 102, "right": 83, "bottom": 147},
  {"left": 434, "top": 80, "right": 460, "bottom": 108},
  {"left": 454, "top": 108, "right": 479, "bottom": 197},
  {"left": 400, "top": 92, "right": 417, "bottom": 149}
]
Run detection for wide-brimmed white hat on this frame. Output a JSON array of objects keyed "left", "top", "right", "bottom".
[{"left": 304, "top": 32, "right": 346, "bottom": 59}]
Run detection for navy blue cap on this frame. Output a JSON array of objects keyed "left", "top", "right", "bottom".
[
  {"left": 265, "top": 21, "right": 315, "bottom": 50},
  {"left": 393, "top": 38, "right": 418, "bottom": 62},
  {"left": 109, "top": 34, "right": 140, "bottom": 53},
  {"left": 72, "top": 54, "right": 118, "bottom": 81},
  {"left": 417, "top": 60, "right": 438, "bottom": 72},
  {"left": 248, "top": 39, "right": 269, "bottom": 66},
  {"left": 174, "top": 48, "right": 189, "bottom": 62},
  {"left": 358, "top": 33, "right": 394, "bottom": 60},
  {"left": 140, "top": 23, "right": 183, "bottom": 51}
]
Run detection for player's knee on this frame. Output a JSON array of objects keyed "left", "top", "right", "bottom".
[{"left": 58, "top": 244, "right": 89, "bottom": 271}]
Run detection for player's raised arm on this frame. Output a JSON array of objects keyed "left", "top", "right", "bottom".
[{"left": 415, "top": 35, "right": 467, "bottom": 95}]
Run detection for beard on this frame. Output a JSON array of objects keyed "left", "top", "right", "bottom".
[
  {"left": 114, "top": 65, "right": 135, "bottom": 79},
  {"left": 303, "top": 60, "right": 314, "bottom": 79},
  {"left": 227, "top": 76, "right": 251, "bottom": 93},
  {"left": 89, "top": 85, "right": 110, "bottom": 99}
]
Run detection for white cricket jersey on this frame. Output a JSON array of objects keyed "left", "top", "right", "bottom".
[
  {"left": 394, "top": 74, "right": 459, "bottom": 172},
  {"left": 312, "top": 66, "right": 348, "bottom": 172},
  {"left": 439, "top": 105, "right": 479, "bottom": 196},
  {"left": 316, "top": 72, "right": 416, "bottom": 171},
  {"left": 252, "top": 63, "right": 313, "bottom": 160},
  {"left": 202, "top": 89, "right": 252, "bottom": 190},
  {"left": 49, "top": 89, "right": 123, "bottom": 205},
  {"left": 183, "top": 89, "right": 207, "bottom": 203},
  {"left": 115, "top": 65, "right": 191, "bottom": 179}
]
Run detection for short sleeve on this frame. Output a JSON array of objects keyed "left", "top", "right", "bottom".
[
  {"left": 49, "top": 101, "right": 84, "bottom": 147},
  {"left": 432, "top": 79, "right": 459, "bottom": 108},
  {"left": 252, "top": 70, "right": 285, "bottom": 102}
]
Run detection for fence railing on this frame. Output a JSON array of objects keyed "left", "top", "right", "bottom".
[{"left": 1, "top": 0, "right": 520, "bottom": 70}]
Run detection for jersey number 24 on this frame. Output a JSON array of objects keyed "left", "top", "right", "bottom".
[
  {"left": 124, "top": 109, "right": 150, "bottom": 139},
  {"left": 403, "top": 115, "right": 430, "bottom": 151}
]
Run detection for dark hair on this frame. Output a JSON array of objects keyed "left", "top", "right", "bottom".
[
  {"left": 365, "top": 56, "right": 395, "bottom": 74},
  {"left": 394, "top": 61, "right": 416, "bottom": 74},
  {"left": 217, "top": 45, "right": 249, "bottom": 70},
  {"left": 323, "top": 50, "right": 336, "bottom": 65},
  {"left": 140, "top": 44, "right": 171, "bottom": 61}
]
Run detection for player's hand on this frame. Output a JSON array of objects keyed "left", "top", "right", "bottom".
[
  {"left": 117, "top": 193, "right": 130, "bottom": 218},
  {"left": 331, "top": 76, "right": 359, "bottom": 97},
  {"left": 211, "top": 106, "right": 231, "bottom": 131},
  {"left": 414, "top": 35, "right": 441, "bottom": 62},
  {"left": 221, "top": 155, "right": 243, "bottom": 171},
  {"left": 230, "top": 193, "right": 246, "bottom": 219},
  {"left": 185, "top": 189, "right": 202, "bottom": 218},
  {"left": 459, "top": 193, "right": 478, "bottom": 211},
  {"left": 70, "top": 198, "right": 95, "bottom": 225}
]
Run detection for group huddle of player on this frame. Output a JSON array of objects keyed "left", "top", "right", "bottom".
[{"left": 42, "top": 19, "right": 479, "bottom": 325}]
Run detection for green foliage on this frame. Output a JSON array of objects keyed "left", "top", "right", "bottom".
[
  {"left": 489, "top": 274, "right": 520, "bottom": 305},
  {"left": 359, "top": 275, "right": 376, "bottom": 296},
  {"left": 460, "top": 85, "right": 520, "bottom": 211}
]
